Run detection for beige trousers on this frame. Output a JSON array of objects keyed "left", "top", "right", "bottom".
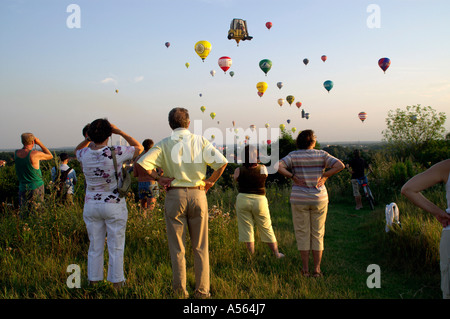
[
  {"left": 291, "top": 201, "right": 328, "bottom": 251},
  {"left": 440, "top": 230, "right": 450, "bottom": 299},
  {"left": 164, "top": 188, "right": 209, "bottom": 297}
]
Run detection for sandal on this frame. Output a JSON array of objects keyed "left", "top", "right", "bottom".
[
  {"left": 312, "top": 271, "right": 323, "bottom": 278},
  {"left": 301, "top": 270, "right": 310, "bottom": 277}
]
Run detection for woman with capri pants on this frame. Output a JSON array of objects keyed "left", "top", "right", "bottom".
[
  {"left": 278, "top": 130, "right": 344, "bottom": 277},
  {"left": 75, "top": 119, "right": 143, "bottom": 288},
  {"left": 234, "top": 145, "right": 284, "bottom": 258}
]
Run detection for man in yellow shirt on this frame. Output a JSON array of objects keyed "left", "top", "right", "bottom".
[{"left": 137, "top": 107, "right": 227, "bottom": 299}]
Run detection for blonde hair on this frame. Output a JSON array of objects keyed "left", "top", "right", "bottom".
[{"left": 21, "top": 133, "right": 35, "bottom": 145}]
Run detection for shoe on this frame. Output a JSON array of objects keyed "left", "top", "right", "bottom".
[
  {"left": 301, "top": 270, "right": 310, "bottom": 277},
  {"left": 312, "top": 271, "right": 323, "bottom": 278},
  {"left": 276, "top": 252, "right": 285, "bottom": 259}
]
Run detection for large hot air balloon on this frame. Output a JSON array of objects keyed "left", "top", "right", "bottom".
[
  {"left": 210, "top": 112, "right": 216, "bottom": 120},
  {"left": 194, "top": 40, "right": 211, "bottom": 62},
  {"left": 200, "top": 106, "right": 206, "bottom": 113},
  {"left": 303, "top": 58, "right": 309, "bottom": 66},
  {"left": 277, "top": 82, "right": 283, "bottom": 89},
  {"left": 228, "top": 18, "right": 253, "bottom": 46},
  {"left": 277, "top": 98, "right": 284, "bottom": 107},
  {"left": 296, "top": 101, "right": 302, "bottom": 109},
  {"left": 259, "top": 59, "right": 272, "bottom": 76},
  {"left": 286, "top": 95, "right": 295, "bottom": 105},
  {"left": 378, "top": 57, "right": 391, "bottom": 73},
  {"left": 165, "top": 42, "right": 170, "bottom": 48},
  {"left": 321, "top": 55, "right": 327, "bottom": 62},
  {"left": 323, "top": 80, "right": 333, "bottom": 93},
  {"left": 210, "top": 70, "right": 216, "bottom": 77},
  {"left": 218, "top": 56, "right": 232, "bottom": 73},
  {"left": 265, "top": 22, "right": 272, "bottom": 30},
  {"left": 185, "top": 62, "right": 190, "bottom": 69},
  {"left": 358, "top": 112, "right": 367, "bottom": 123},
  {"left": 256, "top": 82, "right": 268, "bottom": 97}
]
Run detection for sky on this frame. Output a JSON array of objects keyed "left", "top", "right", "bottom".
[{"left": 1, "top": 0, "right": 449, "bottom": 149}]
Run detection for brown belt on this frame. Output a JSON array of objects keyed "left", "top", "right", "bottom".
[{"left": 167, "top": 186, "right": 205, "bottom": 191}]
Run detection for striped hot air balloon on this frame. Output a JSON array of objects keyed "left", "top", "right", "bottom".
[{"left": 358, "top": 112, "right": 367, "bottom": 123}]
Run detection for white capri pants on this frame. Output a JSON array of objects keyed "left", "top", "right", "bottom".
[{"left": 83, "top": 202, "right": 128, "bottom": 283}]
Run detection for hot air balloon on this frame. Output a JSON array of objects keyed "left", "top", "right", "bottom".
[
  {"left": 286, "top": 95, "right": 295, "bottom": 105},
  {"left": 200, "top": 106, "right": 206, "bottom": 113},
  {"left": 279, "top": 124, "right": 285, "bottom": 130},
  {"left": 265, "top": 22, "right": 272, "bottom": 30},
  {"left": 323, "top": 80, "right": 333, "bottom": 93},
  {"left": 303, "top": 58, "right": 309, "bottom": 66},
  {"left": 267, "top": 139, "right": 272, "bottom": 145},
  {"left": 194, "top": 40, "right": 211, "bottom": 62},
  {"left": 232, "top": 120, "right": 236, "bottom": 127},
  {"left": 305, "top": 113, "right": 310, "bottom": 119},
  {"left": 165, "top": 42, "right": 170, "bottom": 48},
  {"left": 228, "top": 18, "right": 253, "bottom": 46},
  {"left": 277, "top": 98, "right": 284, "bottom": 107},
  {"left": 296, "top": 101, "right": 302, "bottom": 108},
  {"left": 277, "top": 82, "right": 283, "bottom": 89},
  {"left": 256, "top": 82, "right": 268, "bottom": 97},
  {"left": 234, "top": 128, "right": 239, "bottom": 134},
  {"left": 259, "top": 59, "right": 272, "bottom": 76},
  {"left": 210, "top": 70, "right": 216, "bottom": 77},
  {"left": 358, "top": 112, "right": 367, "bottom": 123},
  {"left": 210, "top": 112, "right": 216, "bottom": 120},
  {"left": 250, "top": 125, "right": 256, "bottom": 132},
  {"left": 321, "top": 55, "right": 327, "bottom": 62},
  {"left": 378, "top": 57, "right": 391, "bottom": 73},
  {"left": 292, "top": 127, "right": 297, "bottom": 133},
  {"left": 218, "top": 56, "right": 232, "bottom": 73},
  {"left": 287, "top": 119, "right": 291, "bottom": 124},
  {"left": 301, "top": 109, "right": 305, "bottom": 118},
  {"left": 265, "top": 123, "right": 270, "bottom": 128},
  {"left": 115, "top": 89, "right": 119, "bottom": 93},
  {"left": 199, "top": 93, "right": 202, "bottom": 97},
  {"left": 211, "top": 135, "right": 215, "bottom": 140},
  {"left": 185, "top": 62, "right": 190, "bottom": 69},
  {"left": 229, "top": 71, "right": 235, "bottom": 77}
]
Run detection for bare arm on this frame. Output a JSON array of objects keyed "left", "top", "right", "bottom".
[
  {"left": 33, "top": 137, "right": 53, "bottom": 161},
  {"left": 110, "top": 124, "right": 144, "bottom": 159},
  {"left": 233, "top": 167, "right": 240, "bottom": 182},
  {"left": 205, "top": 163, "right": 228, "bottom": 192},
  {"left": 317, "top": 159, "right": 345, "bottom": 187},
  {"left": 401, "top": 159, "right": 450, "bottom": 227}
]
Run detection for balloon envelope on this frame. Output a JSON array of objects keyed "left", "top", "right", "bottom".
[
  {"left": 218, "top": 56, "right": 232, "bottom": 73},
  {"left": 200, "top": 106, "right": 206, "bottom": 113},
  {"left": 321, "top": 55, "right": 327, "bottom": 62},
  {"left": 185, "top": 62, "right": 190, "bottom": 68},
  {"left": 256, "top": 82, "right": 268, "bottom": 93},
  {"left": 296, "top": 101, "right": 302, "bottom": 108},
  {"left": 194, "top": 40, "right": 212, "bottom": 61},
  {"left": 287, "top": 119, "right": 291, "bottom": 124},
  {"left": 210, "top": 70, "right": 215, "bottom": 76},
  {"left": 265, "top": 123, "right": 269, "bottom": 128},
  {"left": 358, "top": 112, "right": 367, "bottom": 122},
  {"left": 259, "top": 59, "right": 272, "bottom": 75},
  {"left": 165, "top": 42, "right": 170, "bottom": 48},
  {"left": 286, "top": 95, "right": 295, "bottom": 105},
  {"left": 378, "top": 57, "right": 391, "bottom": 73},
  {"left": 277, "top": 82, "right": 283, "bottom": 89},
  {"left": 323, "top": 80, "right": 333, "bottom": 92},
  {"left": 303, "top": 58, "right": 309, "bottom": 65},
  {"left": 277, "top": 98, "right": 284, "bottom": 107},
  {"left": 279, "top": 124, "right": 285, "bottom": 130},
  {"left": 229, "top": 71, "right": 235, "bottom": 77},
  {"left": 210, "top": 112, "right": 216, "bottom": 119},
  {"left": 265, "top": 22, "right": 272, "bottom": 29}
]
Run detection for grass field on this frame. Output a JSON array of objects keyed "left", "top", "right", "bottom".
[{"left": 0, "top": 183, "right": 443, "bottom": 299}]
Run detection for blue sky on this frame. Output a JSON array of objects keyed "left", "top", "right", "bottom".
[{"left": 1, "top": 0, "right": 449, "bottom": 149}]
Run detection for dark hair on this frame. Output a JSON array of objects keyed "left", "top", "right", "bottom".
[
  {"left": 296, "top": 129, "right": 315, "bottom": 149},
  {"left": 242, "top": 145, "right": 259, "bottom": 168},
  {"left": 353, "top": 149, "right": 361, "bottom": 158},
  {"left": 142, "top": 139, "right": 154, "bottom": 151},
  {"left": 87, "top": 118, "right": 112, "bottom": 143},
  {"left": 168, "top": 108, "right": 190, "bottom": 130},
  {"left": 59, "top": 152, "right": 69, "bottom": 161},
  {"left": 82, "top": 123, "right": 90, "bottom": 138}
]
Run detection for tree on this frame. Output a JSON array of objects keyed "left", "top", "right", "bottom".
[{"left": 382, "top": 104, "right": 446, "bottom": 157}]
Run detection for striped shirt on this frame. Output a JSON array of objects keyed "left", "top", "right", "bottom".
[{"left": 281, "top": 149, "right": 339, "bottom": 204}]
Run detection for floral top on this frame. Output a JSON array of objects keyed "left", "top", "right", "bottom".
[{"left": 76, "top": 146, "right": 135, "bottom": 204}]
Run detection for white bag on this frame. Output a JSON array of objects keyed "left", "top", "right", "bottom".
[{"left": 385, "top": 202, "right": 401, "bottom": 232}]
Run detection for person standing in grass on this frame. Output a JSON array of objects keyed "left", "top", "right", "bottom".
[
  {"left": 15, "top": 133, "right": 53, "bottom": 216},
  {"left": 75, "top": 119, "right": 143, "bottom": 289},
  {"left": 51, "top": 152, "right": 77, "bottom": 205},
  {"left": 133, "top": 139, "right": 160, "bottom": 215},
  {"left": 137, "top": 107, "right": 228, "bottom": 299},
  {"left": 401, "top": 159, "right": 450, "bottom": 299},
  {"left": 233, "top": 145, "right": 284, "bottom": 258},
  {"left": 277, "top": 129, "right": 344, "bottom": 277}
]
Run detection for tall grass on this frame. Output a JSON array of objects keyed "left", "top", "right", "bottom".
[{"left": 0, "top": 154, "right": 446, "bottom": 299}]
